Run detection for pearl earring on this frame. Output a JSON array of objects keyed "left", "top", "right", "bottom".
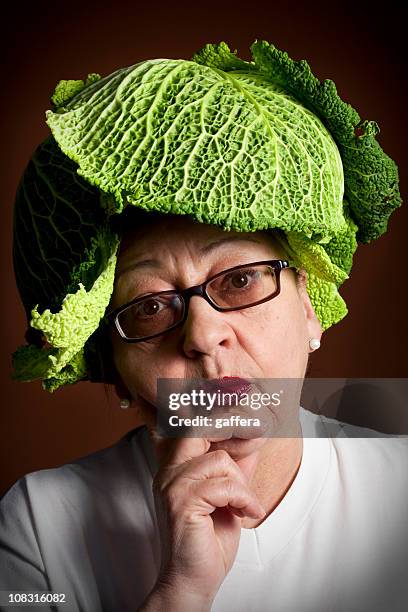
[
  {"left": 119, "top": 398, "right": 130, "bottom": 409},
  {"left": 309, "top": 338, "right": 321, "bottom": 351}
]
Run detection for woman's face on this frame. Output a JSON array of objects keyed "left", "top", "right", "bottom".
[{"left": 110, "top": 214, "right": 321, "bottom": 449}]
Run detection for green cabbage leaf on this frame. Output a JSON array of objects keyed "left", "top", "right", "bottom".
[
  {"left": 46, "top": 57, "right": 345, "bottom": 240},
  {"left": 12, "top": 137, "right": 119, "bottom": 390}
]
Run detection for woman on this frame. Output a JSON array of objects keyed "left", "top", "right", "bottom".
[{"left": 1, "top": 40, "right": 406, "bottom": 611}]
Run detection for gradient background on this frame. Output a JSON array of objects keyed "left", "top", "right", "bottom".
[{"left": 1, "top": 0, "right": 406, "bottom": 497}]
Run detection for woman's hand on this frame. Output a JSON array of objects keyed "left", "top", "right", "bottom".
[{"left": 141, "top": 430, "right": 265, "bottom": 611}]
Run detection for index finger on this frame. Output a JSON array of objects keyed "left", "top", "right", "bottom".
[{"left": 149, "top": 428, "right": 211, "bottom": 469}]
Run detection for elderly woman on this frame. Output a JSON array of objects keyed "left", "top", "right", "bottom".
[{"left": 1, "top": 41, "right": 407, "bottom": 612}]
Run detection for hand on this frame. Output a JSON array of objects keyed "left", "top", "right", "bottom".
[{"left": 146, "top": 428, "right": 265, "bottom": 608}]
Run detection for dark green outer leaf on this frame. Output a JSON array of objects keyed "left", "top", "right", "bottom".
[{"left": 13, "top": 136, "right": 112, "bottom": 318}]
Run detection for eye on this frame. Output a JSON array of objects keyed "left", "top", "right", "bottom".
[
  {"left": 222, "top": 269, "right": 260, "bottom": 290},
  {"left": 232, "top": 271, "right": 252, "bottom": 288},
  {"left": 133, "top": 297, "right": 166, "bottom": 318}
]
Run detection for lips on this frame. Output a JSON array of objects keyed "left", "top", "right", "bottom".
[
  {"left": 204, "top": 376, "right": 253, "bottom": 397},
  {"left": 220, "top": 376, "right": 253, "bottom": 395}
]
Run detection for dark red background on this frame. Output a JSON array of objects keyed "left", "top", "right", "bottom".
[{"left": 1, "top": 0, "right": 406, "bottom": 496}]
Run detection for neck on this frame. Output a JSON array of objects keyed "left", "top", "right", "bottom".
[{"left": 239, "top": 428, "right": 303, "bottom": 529}]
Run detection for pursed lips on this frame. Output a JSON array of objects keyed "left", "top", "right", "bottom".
[{"left": 201, "top": 376, "right": 253, "bottom": 397}]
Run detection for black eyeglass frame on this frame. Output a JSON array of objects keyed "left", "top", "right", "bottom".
[{"left": 107, "top": 259, "right": 294, "bottom": 343}]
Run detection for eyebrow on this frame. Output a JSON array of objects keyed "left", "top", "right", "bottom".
[{"left": 117, "top": 236, "right": 262, "bottom": 278}]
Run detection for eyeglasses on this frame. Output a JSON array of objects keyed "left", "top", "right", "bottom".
[{"left": 107, "top": 259, "right": 294, "bottom": 343}]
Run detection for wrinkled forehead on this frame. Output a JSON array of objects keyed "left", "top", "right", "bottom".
[{"left": 114, "top": 209, "right": 287, "bottom": 261}]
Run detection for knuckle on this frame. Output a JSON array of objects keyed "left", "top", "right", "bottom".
[
  {"left": 224, "top": 477, "right": 236, "bottom": 495},
  {"left": 213, "top": 449, "right": 231, "bottom": 465}
]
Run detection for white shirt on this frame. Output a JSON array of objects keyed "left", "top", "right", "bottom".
[{"left": 0, "top": 408, "right": 407, "bottom": 612}]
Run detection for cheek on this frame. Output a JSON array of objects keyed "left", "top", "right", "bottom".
[
  {"left": 279, "top": 300, "right": 309, "bottom": 374},
  {"left": 239, "top": 293, "right": 308, "bottom": 375},
  {"left": 111, "top": 334, "right": 153, "bottom": 399},
  {"left": 112, "top": 335, "right": 183, "bottom": 404}
]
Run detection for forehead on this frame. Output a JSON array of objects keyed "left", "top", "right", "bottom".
[{"left": 117, "top": 211, "right": 285, "bottom": 260}]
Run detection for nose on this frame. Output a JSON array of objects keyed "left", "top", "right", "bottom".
[{"left": 181, "top": 294, "right": 234, "bottom": 358}]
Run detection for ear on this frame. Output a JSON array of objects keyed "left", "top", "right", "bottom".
[{"left": 295, "top": 269, "right": 323, "bottom": 350}]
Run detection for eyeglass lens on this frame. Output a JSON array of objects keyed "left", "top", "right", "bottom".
[
  {"left": 207, "top": 265, "right": 277, "bottom": 308},
  {"left": 117, "top": 264, "right": 278, "bottom": 340}
]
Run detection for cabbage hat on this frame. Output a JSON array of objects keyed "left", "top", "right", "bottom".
[{"left": 12, "top": 40, "right": 401, "bottom": 391}]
